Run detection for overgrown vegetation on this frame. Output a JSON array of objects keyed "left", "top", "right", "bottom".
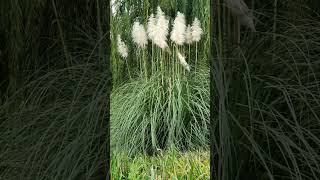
[
  {"left": 111, "top": 150, "right": 209, "bottom": 179},
  {"left": 0, "top": 0, "right": 110, "bottom": 179},
  {"left": 212, "top": 0, "right": 320, "bottom": 179}
]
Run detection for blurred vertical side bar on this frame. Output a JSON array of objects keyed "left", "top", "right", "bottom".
[
  {"left": 210, "top": 0, "right": 216, "bottom": 179},
  {"left": 96, "top": 0, "right": 111, "bottom": 179}
]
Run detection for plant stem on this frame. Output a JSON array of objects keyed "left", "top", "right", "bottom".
[
  {"left": 51, "top": 0, "right": 71, "bottom": 68},
  {"left": 139, "top": 49, "right": 143, "bottom": 78},
  {"left": 126, "top": 60, "right": 132, "bottom": 80},
  {"left": 237, "top": 17, "right": 240, "bottom": 46},
  {"left": 188, "top": 44, "right": 191, "bottom": 62},
  {"left": 176, "top": 45, "right": 179, "bottom": 76},
  {"left": 156, "top": 48, "right": 159, "bottom": 72},
  {"left": 272, "top": 0, "right": 278, "bottom": 62},
  {"left": 172, "top": 45, "right": 175, "bottom": 79},
  {"left": 195, "top": 42, "right": 198, "bottom": 71},
  {"left": 143, "top": 49, "right": 148, "bottom": 80},
  {"left": 152, "top": 42, "right": 154, "bottom": 74},
  {"left": 160, "top": 50, "right": 164, "bottom": 85}
]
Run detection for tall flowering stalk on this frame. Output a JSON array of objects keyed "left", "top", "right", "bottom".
[
  {"left": 153, "top": 6, "right": 169, "bottom": 85},
  {"left": 117, "top": 34, "right": 131, "bottom": 80},
  {"left": 191, "top": 17, "right": 203, "bottom": 70},
  {"left": 132, "top": 21, "right": 148, "bottom": 80},
  {"left": 171, "top": 11, "right": 186, "bottom": 76},
  {"left": 185, "top": 24, "right": 193, "bottom": 60},
  {"left": 116, "top": 6, "right": 204, "bottom": 85},
  {"left": 154, "top": 7, "right": 169, "bottom": 50},
  {"left": 147, "top": 13, "right": 157, "bottom": 74}
]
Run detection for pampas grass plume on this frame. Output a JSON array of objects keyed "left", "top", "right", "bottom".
[
  {"left": 147, "top": 13, "right": 157, "bottom": 41},
  {"left": 153, "top": 6, "right": 169, "bottom": 49},
  {"left": 191, "top": 17, "right": 203, "bottom": 42},
  {"left": 117, "top": 34, "right": 128, "bottom": 59},
  {"left": 170, "top": 12, "right": 186, "bottom": 45},
  {"left": 132, "top": 21, "right": 148, "bottom": 48},
  {"left": 185, "top": 24, "right": 193, "bottom": 44}
]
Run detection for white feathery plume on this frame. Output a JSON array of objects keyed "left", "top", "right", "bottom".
[
  {"left": 147, "top": 13, "right": 157, "bottom": 41},
  {"left": 132, "top": 21, "right": 148, "bottom": 48},
  {"left": 170, "top": 12, "right": 186, "bottom": 45},
  {"left": 117, "top": 34, "right": 128, "bottom": 59},
  {"left": 177, "top": 51, "right": 190, "bottom": 72},
  {"left": 191, "top": 17, "right": 203, "bottom": 42},
  {"left": 185, "top": 24, "right": 193, "bottom": 44},
  {"left": 153, "top": 6, "right": 169, "bottom": 49}
]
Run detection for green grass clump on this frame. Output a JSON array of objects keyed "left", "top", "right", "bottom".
[
  {"left": 110, "top": 0, "right": 210, "bottom": 156},
  {"left": 0, "top": 64, "right": 109, "bottom": 179},
  {"left": 111, "top": 150, "right": 209, "bottom": 179},
  {"left": 111, "top": 67, "right": 209, "bottom": 155}
]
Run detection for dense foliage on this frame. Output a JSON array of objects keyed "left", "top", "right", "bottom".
[
  {"left": 0, "top": 0, "right": 110, "bottom": 179},
  {"left": 212, "top": 0, "right": 320, "bottom": 179}
]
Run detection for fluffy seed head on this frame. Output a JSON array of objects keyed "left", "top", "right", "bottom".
[
  {"left": 132, "top": 21, "right": 148, "bottom": 48},
  {"left": 147, "top": 13, "right": 157, "bottom": 41},
  {"left": 170, "top": 12, "right": 186, "bottom": 45},
  {"left": 177, "top": 51, "right": 190, "bottom": 72},
  {"left": 191, "top": 17, "right": 203, "bottom": 42},
  {"left": 153, "top": 6, "right": 169, "bottom": 49},
  {"left": 117, "top": 34, "right": 128, "bottom": 59},
  {"left": 185, "top": 24, "right": 193, "bottom": 44}
]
